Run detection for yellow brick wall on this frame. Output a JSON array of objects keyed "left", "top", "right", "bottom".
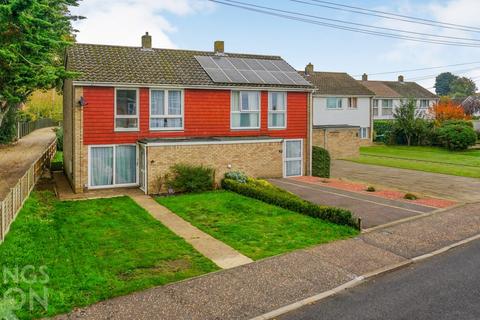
[
  {"left": 312, "top": 128, "right": 360, "bottom": 159},
  {"left": 146, "top": 142, "right": 284, "bottom": 194}
]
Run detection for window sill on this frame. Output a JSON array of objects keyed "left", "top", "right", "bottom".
[
  {"left": 230, "top": 127, "right": 261, "bottom": 131},
  {"left": 114, "top": 128, "right": 140, "bottom": 132},
  {"left": 268, "top": 127, "right": 287, "bottom": 130},
  {"left": 149, "top": 128, "right": 184, "bottom": 132}
]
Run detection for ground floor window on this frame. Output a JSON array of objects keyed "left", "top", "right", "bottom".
[
  {"left": 284, "top": 139, "right": 303, "bottom": 177},
  {"left": 90, "top": 145, "right": 137, "bottom": 187},
  {"left": 359, "top": 127, "right": 369, "bottom": 139}
]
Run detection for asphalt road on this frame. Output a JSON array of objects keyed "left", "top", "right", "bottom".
[{"left": 279, "top": 239, "right": 480, "bottom": 320}]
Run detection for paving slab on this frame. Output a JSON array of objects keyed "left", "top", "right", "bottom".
[
  {"left": 130, "top": 194, "right": 253, "bottom": 269},
  {"left": 361, "top": 203, "right": 480, "bottom": 258},
  {"left": 332, "top": 160, "right": 480, "bottom": 202}
]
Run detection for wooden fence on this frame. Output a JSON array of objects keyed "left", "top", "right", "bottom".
[
  {"left": 0, "top": 140, "right": 56, "bottom": 242},
  {"left": 17, "top": 118, "right": 60, "bottom": 140}
]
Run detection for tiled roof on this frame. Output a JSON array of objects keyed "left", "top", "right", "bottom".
[
  {"left": 300, "top": 71, "right": 374, "bottom": 96},
  {"left": 66, "top": 43, "right": 312, "bottom": 89},
  {"left": 359, "top": 80, "right": 437, "bottom": 99}
]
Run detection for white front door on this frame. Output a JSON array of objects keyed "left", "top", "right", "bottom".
[
  {"left": 283, "top": 139, "right": 303, "bottom": 177},
  {"left": 139, "top": 144, "right": 146, "bottom": 192}
]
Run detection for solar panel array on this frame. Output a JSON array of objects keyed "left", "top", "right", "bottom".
[{"left": 195, "top": 56, "right": 311, "bottom": 86}]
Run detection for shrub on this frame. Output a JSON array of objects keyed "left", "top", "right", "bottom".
[
  {"left": 224, "top": 171, "right": 248, "bottom": 183},
  {"left": 51, "top": 151, "right": 63, "bottom": 171},
  {"left": 428, "top": 97, "right": 470, "bottom": 124},
  {"left": 437, "top": 122, "right": 477, "bottom": 151},
  {"left": 404, "top": 193, "right": 418, "bottom": 200},
  {"left": 0, "top": 106, "right": 18, "bottom": 144},
  {"left": 366, "top": 186, "right": 375, "bottom": 192},
  {"left": 312, "top": 146, "right": 330, "bottom": 178},
  {"left": 167, "top": 164, "right": 215, "bottom": 193},
  {"left": 221, "top": 178, "right": 360, "bottom": 229},
  {"left": 373, "top": 120, "right": 394, "bottom": 143},
  {"left": 55, "top": 127, "right": 63, "bottom": 151}
]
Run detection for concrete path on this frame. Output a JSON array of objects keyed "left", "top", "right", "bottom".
[
  {"left": 271, "top": 178, "right": 436, "bottom": 229},
  {"left": 332, "top": 160, "right": 480, "bottom": 202},
  {"left": 130, "top": 194, "right": 253, "bottom": 269},
  {"left": 56, "top": 202, "right": 480, "bottom": 320},
  {"left": 0, "top": 127, "right": 56, "bottom": 199}
]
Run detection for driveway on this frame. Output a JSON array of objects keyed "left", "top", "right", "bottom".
[
  {"left": 332, "top": 160, "right": 480, "bottom": 203},
  {"left": 270, "top": 178, "right": 437, "bottom": 229}
]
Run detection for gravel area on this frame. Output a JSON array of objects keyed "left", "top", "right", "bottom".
[{"left": 0, "top": 127, "right": 56, "bottom": 199}]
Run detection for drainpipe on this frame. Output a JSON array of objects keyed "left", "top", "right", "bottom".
[{"left": 309, "top": 91, "right": 313, "bottom": 176}]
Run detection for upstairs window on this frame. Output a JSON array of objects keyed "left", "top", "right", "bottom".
[
  {"left": 231, "top": 91, "right": 260, "bottom": 129},
  {"left": 382, "top": 99, "right": 393, "bottom": 116},
  {"left": 150, "top": 89, "right": 183, "bottom": 130},
  {"left": 373, "top": 99, "right": 379, "bottom": 116},
  {"left": 268, "top": 92, "right": 287, "bottom": 129},
  {"left": 348, "top": 97, "right": 358, "bottom": 109},
  {"left": 115, "top": 89, "right": 139, "bottom": 131},
  {"left": 326, "top": 97, "right": 343, "bottom": 109}
]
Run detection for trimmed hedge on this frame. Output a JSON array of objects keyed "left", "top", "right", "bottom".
[
  {"left": 373, "top": 120, "right": 394, "bottom": 143},
  {"left": 167, "top": 164, "right": 215, "bottom": 193},
  {"left": 437, "top": 122, "right": 477, "bottom": 151},
  {"left": 221, "top": 178, "right": 360, "bottom": 229},
  {"left": 312, "top": 146, "right": 330, "bottom": 178}
]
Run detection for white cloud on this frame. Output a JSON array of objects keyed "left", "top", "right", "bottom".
[
  {"left": 370, "top": 0, "right": 480, "bottom": 91},
  {"left": 70, "top": 0, "right": 214, "bottom": 48}
]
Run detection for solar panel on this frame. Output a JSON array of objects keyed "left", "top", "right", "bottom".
[{"left": 195, "top": 55, "right": 310, "bottom": 86}]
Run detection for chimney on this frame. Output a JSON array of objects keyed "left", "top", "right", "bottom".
[
  {"left": 141, "top": 32, "right": 152, "bottom": 49},
  {"left": 398, "top": 75, "right": 404, "bottom": 83},
  {"left": 305, "top": 63, "right": 314, "bottom": 75},
  {"left": 214, "top": 40, "right": 224, "bottom": 54},
  {"left": 362, "top": 73, "right": 368, "bottom": 81}
]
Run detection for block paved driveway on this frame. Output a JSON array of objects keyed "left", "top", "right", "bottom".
[
  {"left": 332, "top": 160, "right": 480, "bottom": 203},
  {"left": 270, "top": 178, "right": 437, "bottom": 229}
]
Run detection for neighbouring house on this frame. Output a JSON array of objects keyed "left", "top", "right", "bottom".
[
  {"left": 359, "top": 74, "right": 438, "bottom": 120},
  {"left": 300, "top": 64, "right": 374, "bottom": 159},
  {"left": 63, "top": 33, "right": 314, "bottom": 194}
]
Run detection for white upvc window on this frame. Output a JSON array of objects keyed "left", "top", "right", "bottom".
[
  {"left": 88, "top": 144, "right": 138, "bottom": 188},
  {"left": 115, "top": 88, "right": 139, "bottom": 131},
  {"left": 150, "top": 89, "right": 184, "bottom": 130},
  {"left": 348, "top": 97, "right": 358, "bottom": 109},
  {"left": 268, "top": 92, "right": 287, "bottom": 129},
  {"left": 326, "top": 97, "right": 343, "bottom": 109},
  {"left": 231, "top": 91, "right": 260, "bottom": 129},
  {"left": 382, "top": 99, "right": 393, "bottom": 116},
  {"left": 360, "top": 127, "right": 369, "bottom": 139},
  {"left": 373, "top": 99, "right": 379, "bottom": 116},
  {"left": 419, "top": 99, "right": 429, "bottom": 109}
]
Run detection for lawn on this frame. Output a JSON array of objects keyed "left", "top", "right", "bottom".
[
  {"left": 0, "top": 191, "right": 217, "bottom": 319},
  {"left": 348, "top": 145, "right": 480, "bottom": 178},
  {"left": 157, "top": 191, "right": 358, "bottom": 260}
]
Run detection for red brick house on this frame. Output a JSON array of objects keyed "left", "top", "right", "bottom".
[{"left": 63, "top": 34, "right": 313, "bottom": 194}]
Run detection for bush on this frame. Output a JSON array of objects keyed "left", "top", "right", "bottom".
[
  {"left": 437, "top": 122, "right": 477, "bottom": 151},
  {"left": 312, "top": 146, "right": 330, "bottom": 178},
  {"left": 224, "top": 171, "right": 248, "bottom": 183},
  {"left": 0, "top": 106, "right": 18, "bottom": 144},
  {"left": 221, "top": 178, "right": 359, "bottom": 229},
  {"left": 404, "top": 193, "right": 418, "bottom": 200},
  {"left": 167, "top": 164, "right": 215, "bottom": 193},
  {"left": 55, "top": 127, "right": 63, "bottom": 151},
  {"left": 51, "top": 151, "right": 63, "bottom": 171},
  {"left": 373, "top": 120, "right": 394, "bottom": 143},
  {"left": 366, "top": 186, "right": 375, "bottom": 192}
]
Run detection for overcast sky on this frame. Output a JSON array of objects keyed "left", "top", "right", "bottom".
[{"left": 71, "top": 0, "right": 480, "bottom": 92}]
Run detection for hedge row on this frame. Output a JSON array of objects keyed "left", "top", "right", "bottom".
[
  {"left": 312, "top": 146, "right": 330, "bottom": 178},
  {"left": 221, "top": 178, "right": 360, "bottom": 229},
  {"left": 373, "top": 120, "right": 394, "bottom": 143}
]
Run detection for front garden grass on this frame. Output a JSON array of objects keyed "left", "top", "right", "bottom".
[
  {"left": 0, "top": 191, "right": 218, "bottom": 319},
  {"left": 348, "top": 145, "right": 480, "bottom": 178},
  {"left": 157, "top": 191, "right": 358, "bottom": 261}
]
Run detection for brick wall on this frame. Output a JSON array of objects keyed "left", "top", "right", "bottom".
[
  {"left": 146, "top": 142, "right": 284, "bottom": 194},
  {"left": 312, "top": 128, "right": 360, "bottom": 159}
]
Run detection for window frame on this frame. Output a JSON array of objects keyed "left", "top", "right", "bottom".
[
  {"left": 373, "top": 99, "right": 379, "bottom": 116},
  {"left": 381, "top": 99, "right": 393, "bottom": 116},
  {"left": 268, "top": 91, "right": 287, "bottom": 129},
  {"left": 359, "top": 127, "right": 369, "bottom": 140},
  {"left": 419, "top": 99, "right": 429, "bottom": 109},
  {"left": 88, "top": 144, "right": 139, "bottom": 189},
  {"left": 326, "top": 97, "right": 343, "bottom": 110},
  {"left": 231, "top": 90, "right": 261, "bottom": 130},
  {"left": 114, "top": 88, "right": 140, "bottom": 132},
  {"left": 283, "top": 139, "right": 303, "bottom": 178},
  {"left": 149, "top": 88, "right": 185, "bottom": 131}
]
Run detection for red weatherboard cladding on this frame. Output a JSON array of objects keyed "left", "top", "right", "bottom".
[{"left": 82, "top": 87, "right": 308, "bottom": 145}]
